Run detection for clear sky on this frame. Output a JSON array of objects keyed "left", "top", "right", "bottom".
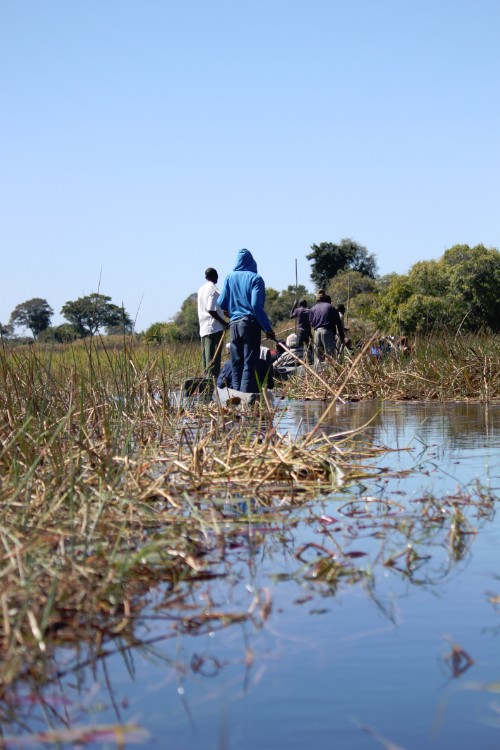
[{"left": 1, "top": 0, "right": 499, "bottom": 332}]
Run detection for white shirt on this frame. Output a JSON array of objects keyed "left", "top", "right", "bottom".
[{"left": 197, "top": 280, "right": 225, "bottom": 337}]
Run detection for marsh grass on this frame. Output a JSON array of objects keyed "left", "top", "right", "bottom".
[
  {"left": 281, "top": 333, "right": 500, "bottom": 402},
  {"left": 0, "top": 337, "right": 384, "bottom": 689},
  {"left": 0, "top": 333, "right": 497, "bottom": 702}
]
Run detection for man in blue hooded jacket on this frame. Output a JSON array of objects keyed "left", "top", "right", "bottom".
[{"left": 217, "top": 249, "right": 276, "bottom": 393}]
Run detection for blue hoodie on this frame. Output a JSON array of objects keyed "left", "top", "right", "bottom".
[{"left": 217, "top": 249, "right": 272, "bottom": 332}]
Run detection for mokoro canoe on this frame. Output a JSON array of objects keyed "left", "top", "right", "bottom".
[
  {"left": 215, "top": 387, "right": 273, "bottom": 406},
  {"left": 183, "top": 377, "right": 212, "bottom": 396}
]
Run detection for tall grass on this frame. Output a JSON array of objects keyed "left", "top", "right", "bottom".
[
  {"left": 282, "top": 333, "right": 500, "bottom": 401},
  {"left": 0, "top": 336, "right": 378, "bottom": 687},
  {"left": 0, "top": 332, "right": 497, "bottom": 690}
]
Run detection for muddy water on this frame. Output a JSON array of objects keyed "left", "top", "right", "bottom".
[{"left": 4, "top": 402, "right": 500, "bottom": 749}]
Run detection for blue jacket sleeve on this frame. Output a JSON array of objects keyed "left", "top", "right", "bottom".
[
  {"left": 217, "top": 279, "right": 229, "bottom": 312},
  {"left": 251, "top": 277, "right": 272, "bottom": 332}
]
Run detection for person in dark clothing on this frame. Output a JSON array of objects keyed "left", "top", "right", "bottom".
[
  {"left": 290, "top": 299, "right": 312, "bottom": 347},
  {"left": 217, "top": 344, "right": 233, "bottom": 388},
  {"left": 217, "top": 249, "right": 275, "bottom": 393},
  {"left": 217, "top": 343, "right": 274, "bottom": 389},
  {"left": 309, "top": 290, "right": 344, "bottom": 366}
]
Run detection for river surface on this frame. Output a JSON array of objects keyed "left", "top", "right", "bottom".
[{"left": 4, "top": 401, "right": 500, "bottom": 749}]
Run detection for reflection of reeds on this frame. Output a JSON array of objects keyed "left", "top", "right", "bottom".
[
  {"left": 0, "top": 336, "right": 497, "bottom": 704},
  {"left": 280, "top": 333, "right": 500, "bottom": 402},
  {"left": 0, "top": 340, "right": 385, "bottom": 688}
]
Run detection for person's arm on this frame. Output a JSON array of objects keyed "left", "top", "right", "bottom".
[
  {"left": 290, "top": 299, "right": 298, "bottom": 318},
  {"left": 334, "top": 310, "right": 345, "bottom": 343},
  {"left": 251, "top": 277, "right": 274, "bottom": 337},
  {"left": 207, "top": 286, "right": 229, "bottom": 328},
  {"left": 208, "top": 310, "right": 229, "bottom": 328}
]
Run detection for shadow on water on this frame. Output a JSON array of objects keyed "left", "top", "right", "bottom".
[{"left": 2, "top": 402, "right": 500, "bottom": 749}]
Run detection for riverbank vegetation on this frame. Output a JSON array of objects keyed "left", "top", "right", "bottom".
[
  {"left": 0, "top": 338, "right": 396, "bottom": 689},
  {"left": 4, "top": 241, "right": 499, "bottom": 349},
  {"left": 281, "top": 333, "right": 500, "bottom": 402},
  {"left": 0, "top": 335, "right": 496, "bottom": 700}
]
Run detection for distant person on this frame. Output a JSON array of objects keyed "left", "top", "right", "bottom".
[
  {"left": 398, "top": 336, "right": 412, "bottom": 356},
  {"left": 290, "top": 299, "right": 312, "bottom": 347},
  {"left": 274, "top": 333, "right": 304, "bottom": 369},
  {"left": 336, "top": 303, "right": 346, "bottom": 356},
  {"left": 217, "top": 249, "right": 276, "bottom": 393},
  {"left": 217, "top": 342, "right": 274, "bottom": 390},
  {"left": 370, "top": 337, "right": 391, "bottom": 360},
  {"left": 217, "top": 343, "right": 233, "bottom": 389},
  {"left": 309, "top": 290, "right": 344, "bottom": 366},
  {"left": 197, "top": 267, "right": 228, "bottom": 378}
]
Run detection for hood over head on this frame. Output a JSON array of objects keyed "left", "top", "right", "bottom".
[{"left": 233, "top": 248, "right": 257, "bottom": 273}]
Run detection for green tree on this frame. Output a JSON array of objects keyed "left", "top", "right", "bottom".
[
  {"left": 38, "top": 324, "right": 81, "bottom": 343},
  {"left": 0, "top": 322, "right": 14, "bottom": 339},
  {"left": 265, "top": 285, "right": 314, "bottom": 326},
  {"left": 307, "top": 238, "right": 378, "bottom": 289},
  {"left": 174, "top": 293, "right": 199, "bottom": 340},
  {"left": 373, "top": 244, "right": 500, "bottom": 335},
  {"left": 105, "top": 309, "right": 134, "bottom": 336},
  {"left": 442, "top": 244, "right": 500, "bottom": 331},
  {"left": 326, "top": 270, "right": 377, "bottom": 305},
  {"left": 61, "top": 293, "right": 131, "bottom": 337},
  {"left": 145, "top": 321, "right": 182, "bottom": 344},
  {"left": 9, "top": 298, "right": 53, "bottom": 338}
]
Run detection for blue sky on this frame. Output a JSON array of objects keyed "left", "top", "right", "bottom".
[{"left": 1, "top": 0, "right": 499, "bottom": 332}]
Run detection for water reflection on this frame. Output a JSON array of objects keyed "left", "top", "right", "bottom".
[
  {"left": 280, "top": 399, "right": 500, "bottom": 448},
  {"left": 2, "top": 402, "right": 500, "bottom": 749}
]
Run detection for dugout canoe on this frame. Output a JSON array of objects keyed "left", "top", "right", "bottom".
[{"left": 215, "top": 386, "right": 273, "bottom": 406}]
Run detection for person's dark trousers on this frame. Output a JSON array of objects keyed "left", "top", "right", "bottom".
[
  {"left": 230, "top": 317, "right": 261, "bottom": 393},
  {"left": 201, "top": 330, "right": 224, "bottom": 378}
]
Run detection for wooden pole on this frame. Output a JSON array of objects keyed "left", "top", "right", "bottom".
[{"left": 294, "top": 258, "right": 298, "bottom": 334}]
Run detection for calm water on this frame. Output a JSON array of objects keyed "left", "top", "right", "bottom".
[{"left": 4, "top": 402, "right": 500, "bottom": 749}]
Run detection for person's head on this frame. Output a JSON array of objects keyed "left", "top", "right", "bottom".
[
  {"left": 205, "top": 267, "right": 218, "bottom": 283},
  {"left": 324, "top": 294, "right": 332, "bottom": 303},
  {"left": 337, "top": 303, "right": 345, "bottom": 314},
  {"left": 316, "top": 289, "right": 326, "bottom": 301},
  {"left": 298, "top": 298, "right": 308, "bottom": 308},
  {"left": 233, "top": 249, "right": 257, "bottom": 273},
  {"left": 286, "top": 333, "right": 299, "bottom": 348}
]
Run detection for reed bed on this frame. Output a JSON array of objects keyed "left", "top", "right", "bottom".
[
  {"left": 281, "top": 333, "right": 500, "bottom": 402},
  {"left": 0, "top": 339, "right": 390, "bottom": 690},
  {"left": 0, "top": 333, "right": 498, "bottom": 705}
]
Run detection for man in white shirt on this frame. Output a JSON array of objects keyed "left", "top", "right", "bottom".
[{"left": 197, "top": 268, "right": 228, "bottom": 378}]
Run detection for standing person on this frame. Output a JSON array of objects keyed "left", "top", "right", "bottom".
[
  {"left": 337, "top": 303, "right": 346, "bottom": 326},
  {"left": 197, "top": 267, "right": 228, "bottom": 379},
  {"left": 217, "top": 248, "right": 276, "bottom": 393},
  {"left": 336, "top": 303, "right": 346, "bottom": 359},
  {"left": 323, "top": 294, "right": 345, "bottom": 356},
  {"left": 309, "top": 290, "right": 344, "bottom": 366},
  {"left": 290, "top": 299, "right": 312, "bottom": 347}
]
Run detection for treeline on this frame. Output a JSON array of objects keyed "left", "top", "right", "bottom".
[
  {"left": 145, "top": 239, "right": 500, "bottom": 343},
  {"left": 3, "top": 240, "right": 500, "bottom": 344},
  {"left": 1, "top": 293, "right": 133, "bottom": 342}
]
